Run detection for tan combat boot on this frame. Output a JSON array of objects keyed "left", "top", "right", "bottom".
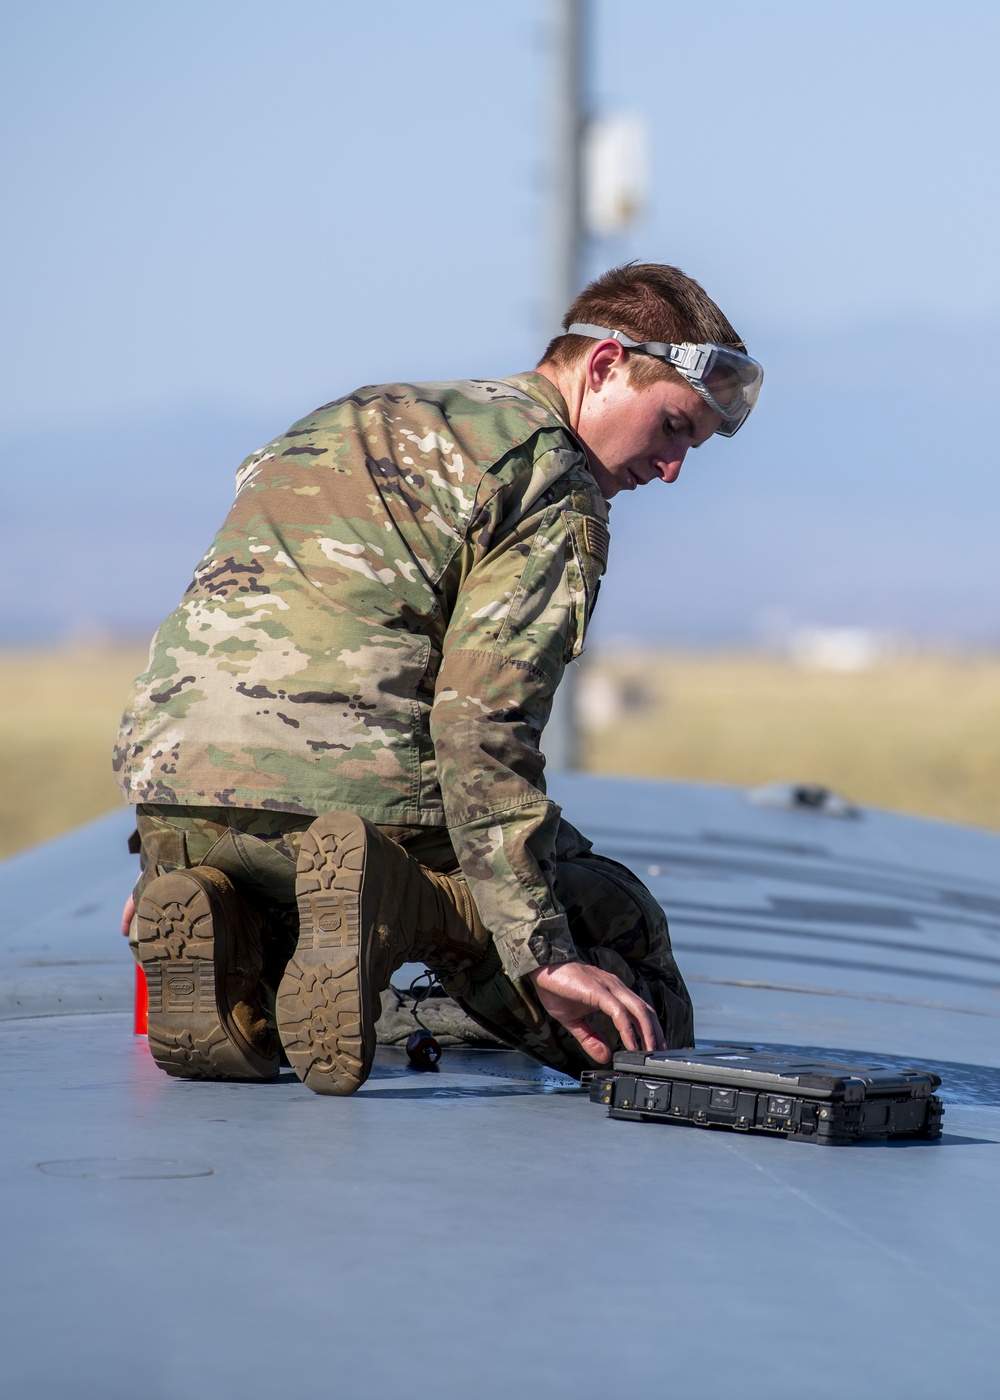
[
  {"left": 136, "top": 866, "right": 281, "bottom": 1081},
  {"left": 276, "top": 811, "right": 490, "bottom": 1095}
]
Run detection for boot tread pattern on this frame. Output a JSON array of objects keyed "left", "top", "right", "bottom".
[
  {"left": 137, "top": 869, "right": 278, "bottom": 1083},
  {"left": 148, "top": 1022, "right": 237, "bottom": 1078},
  {"left": 278, "top": 815, "right": 377, "bottom": 1096},
  {"left": 296, "top": 829, "right": 366, "bottom": 951}
]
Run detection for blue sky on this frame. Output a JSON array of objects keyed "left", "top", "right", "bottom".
[{"left": 3, "top": 1, "right": 1000, "bottom": 643}]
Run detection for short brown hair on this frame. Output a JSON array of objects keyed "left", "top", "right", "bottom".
[{"left": 539, "top": 262, "right": 746, "bottom": 390}]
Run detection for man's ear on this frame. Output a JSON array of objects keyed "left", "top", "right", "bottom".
[{"left": 585, "top": 339, "right": 628, "bottom": 393}]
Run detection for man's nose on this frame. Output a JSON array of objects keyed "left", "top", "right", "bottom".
[{"left": 655, "top": 449, "right": 686, "bottom": 483}]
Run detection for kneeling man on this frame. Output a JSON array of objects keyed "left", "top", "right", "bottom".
[{"left": 114, "top": 262, "right": 761, "bottom": 1094}]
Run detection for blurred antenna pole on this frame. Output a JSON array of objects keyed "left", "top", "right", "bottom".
[
  {"left": 541, "top": 0, "right": 588, "bottom": 773},
  {"left": 548, "top": 0, "right": 586, "bottom": 338}
]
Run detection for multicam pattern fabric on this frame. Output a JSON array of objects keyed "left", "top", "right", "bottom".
[{"left": 115, "top": 373, "right": 610, "bottom": 978}]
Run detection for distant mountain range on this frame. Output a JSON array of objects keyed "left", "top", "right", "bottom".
[{"left": 4, "top": 319, "right": 998, "bottom": 647}]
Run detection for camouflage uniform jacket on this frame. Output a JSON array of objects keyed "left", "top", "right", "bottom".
[{"left": 114, "top": 372, "right": 610, "bottom": 979}]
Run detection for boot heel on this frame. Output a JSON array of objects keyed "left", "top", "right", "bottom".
[{"left": 137, "top": 869, "right": 279, "bottom": 1082}]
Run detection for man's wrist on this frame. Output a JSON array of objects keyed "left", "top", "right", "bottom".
[{"left": 528, "top": 958, "right": 581, "bottom": 986}]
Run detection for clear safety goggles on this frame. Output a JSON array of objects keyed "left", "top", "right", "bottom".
[{"left": 566, "top": 322, "right": 763, "bottom": 437}]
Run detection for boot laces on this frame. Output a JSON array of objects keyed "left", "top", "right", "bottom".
[{"left": 406, "top": 968, "right": 444, "bottom": 1030}]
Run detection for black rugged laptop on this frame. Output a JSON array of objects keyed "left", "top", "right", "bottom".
[{"left": 587, "top": 1045, "right": 943, "bottom": 1145}]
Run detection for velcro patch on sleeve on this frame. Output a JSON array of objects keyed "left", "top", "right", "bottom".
[{"left": 581, "top": 516, "right": 610, "bottom": 569}]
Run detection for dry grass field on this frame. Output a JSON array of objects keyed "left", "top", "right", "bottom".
[
  {"left": 580, "top": 649, "right": 1000, "bottom": 833},
  {"left": 0, "top": 645, "right": 149, "bottom": 861},
  {"left": 1, "top": 644, "right": 999, "bottom": 863}
]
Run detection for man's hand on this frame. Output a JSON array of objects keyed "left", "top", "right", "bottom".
[
  {"left": 528, "top": 961, "right": 666, "bottom": 1064},
  {"left": 121, "top": 893, "right": 135, "bottom": 937}
]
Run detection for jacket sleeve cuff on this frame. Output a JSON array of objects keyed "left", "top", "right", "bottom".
[{"left": 493, "top": 915, "right": 580, "bottom": 982}]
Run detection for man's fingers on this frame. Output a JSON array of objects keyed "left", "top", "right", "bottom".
[
  {"left": 603, "top": 997, "right": 639, "bottom": 1051},
  {"left": 563, "top": 1018, "right": 611, "bottom": 1063},
  {"left": 598, "top": 986, "right": 662, "bottom": 1055},
  {"left": 529, "top": 962, "right": 668, "bottom": 1059},
  {"left": 619, "top": 987, "right": 666, "bottom": 1053},
  {"left": 121, "top": 893, "right": 135, "bottom": 937}
]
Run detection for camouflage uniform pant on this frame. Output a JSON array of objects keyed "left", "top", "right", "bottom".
[{"left": 131, "top": 804, "right": 694, "bottom": 1077}]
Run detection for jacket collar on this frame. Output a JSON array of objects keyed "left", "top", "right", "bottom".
[{"left": 503, "top": 370, "right": 573, "bottom": 429}]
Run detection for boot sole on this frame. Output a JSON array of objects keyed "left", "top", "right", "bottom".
[
  {"left": 136, "top": 869, "right": 279, "bottom": 1082},
  {"left": 277, "top": 812, "right": 383, "bottom": 1096}
]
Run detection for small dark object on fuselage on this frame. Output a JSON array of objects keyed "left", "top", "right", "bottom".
[{"left": 406, "top": 1028, "right": 442, "bottom": 1071}]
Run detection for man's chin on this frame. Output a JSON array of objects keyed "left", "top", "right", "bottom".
[{"left": 595, "top": 466, "right": 637, "bottom": 498}]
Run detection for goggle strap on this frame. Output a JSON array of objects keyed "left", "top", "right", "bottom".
[
  {"left": 566, "top": 324, "right": 711, "bottom": 375},
  {"left": 565, "top": 322, "right": 634, "bottom": 344}
]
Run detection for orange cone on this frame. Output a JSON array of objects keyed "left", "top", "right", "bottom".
[{"left": 134, "top": 963, "right": 148, "bottom": 1036}]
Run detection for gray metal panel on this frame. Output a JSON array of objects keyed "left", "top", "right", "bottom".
[
  {"left": 0, "top": 809, "right": 137, "bottom": 1020},
  {"left": 2, "top": 779, "right": 999, "bottom": 1399}
]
